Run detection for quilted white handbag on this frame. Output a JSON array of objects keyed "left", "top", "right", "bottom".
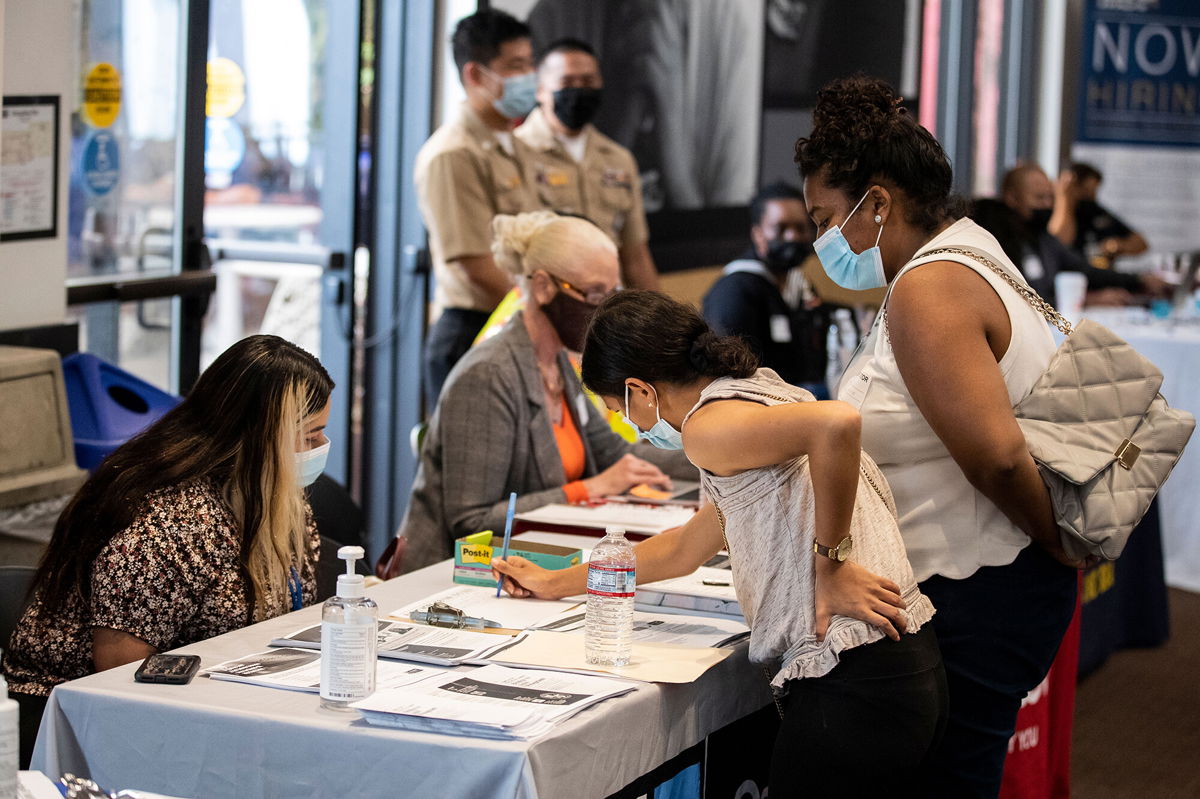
[{"left": 921, "top": 246, "right": 1195, "bottom": 560}]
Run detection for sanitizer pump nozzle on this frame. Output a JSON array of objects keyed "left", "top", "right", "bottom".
[{"left": 337, "top": 546, "right": 366, "bottom": 598}]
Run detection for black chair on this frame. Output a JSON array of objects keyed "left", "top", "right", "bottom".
[
  {"left": 307, "top": 474, "right": 366, "bottom": 551},
  {"left": 0, "top": 565, "right": 36, "bottom": 651},
  {"left": 308, "top": 475, "right": 370, "bottom": 601}
]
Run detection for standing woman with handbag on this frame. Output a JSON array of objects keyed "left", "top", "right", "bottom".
[{"left": 795, "top": 75, "right": 1081, "bottom": 798}]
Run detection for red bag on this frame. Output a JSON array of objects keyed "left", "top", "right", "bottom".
[{"left": 999, "top": 581, "right": 1082, "bottom": 799}]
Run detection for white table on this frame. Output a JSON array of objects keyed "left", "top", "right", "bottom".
[
  {"left": 31, "top": 535, "right": 769, "bottom": 799},
  {"left": 1081, "top": 309, "right": 1200, "bottom": 591}
]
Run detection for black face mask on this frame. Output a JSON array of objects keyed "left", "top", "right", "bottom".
[
  {"left": 552, "top": 88, "right": 603, "bottom": 131},
  {"left": 763, "top": 239, "right": 813, "bottom": 276},
  {"left": 1028, "top": 208, "right": 1053, "bottom": 235},
  {"left": 1075, "top": 199, "right": 1100, "bottom": 220},
  {"left": 541, "top": 289, "right": 597, "bottom": 353}
]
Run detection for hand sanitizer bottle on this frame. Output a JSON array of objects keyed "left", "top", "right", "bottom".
[
  {"left": 1, "top": 656, "right": 18, "bottom": 795},
  {"left": 319, "top": 546, "right": 378, "bottom": 710}
]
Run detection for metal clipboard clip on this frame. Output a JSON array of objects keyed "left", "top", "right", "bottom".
[{"left": 409, "top": 601, "right": 500, "bottom": 630}]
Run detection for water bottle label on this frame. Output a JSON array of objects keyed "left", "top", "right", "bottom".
[{"left": 587, "top": 564, "right": 635, "bottom": 597}]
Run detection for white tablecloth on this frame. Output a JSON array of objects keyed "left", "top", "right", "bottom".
[
  {"left": 1082, "top": 310, "right": 1200, "bottom": 591},
  {"left": 31, "top": 536, "right": 769, "bottom": 799}
]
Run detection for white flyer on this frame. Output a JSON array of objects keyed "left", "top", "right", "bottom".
[
  {"left": 203, "top": 647, "right": 445, "bottom": 693},
  {"left": 351, "top": 664, "right": 638, "bottom": 740}
]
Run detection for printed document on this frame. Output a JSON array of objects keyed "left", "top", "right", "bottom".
[
  {"left": 203, "top": 648, "right": 444, "bottom": 692},
  {"left": 352, "top": 664, "right": 637, "bottom": 740},
  {"left": 270, "top": 620, "right": 523, "bottom": 666}
]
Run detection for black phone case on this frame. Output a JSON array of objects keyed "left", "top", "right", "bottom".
[{"left": 134, "top": 654, "right": 201, "bottom": 684}]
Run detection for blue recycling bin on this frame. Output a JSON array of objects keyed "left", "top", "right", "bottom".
[{"left": 61, "top": 353, "right": 181, "bottom": 470}]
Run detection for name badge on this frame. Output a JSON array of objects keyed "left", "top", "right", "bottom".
[
  {"left": 537, "top": 166, "right": 571, "bottom": 188},
  {"left": 769, "top": 314, "right": 792, "bottom": 343},
  {"left": 839, "top": 372, "right": 872, "bottom": 409}
]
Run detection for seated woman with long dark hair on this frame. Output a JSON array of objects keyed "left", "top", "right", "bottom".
[
  {"left": 494, "top": 290, "right": 946, "bottom": 797},
  {"left": 2, "top": 335, "right": 333, "bottom": 764}
]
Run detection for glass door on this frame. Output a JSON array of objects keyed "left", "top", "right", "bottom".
[
  {"left": 65, "top": 0, "right": 188, "bottom": 390},
  {"left": 201, "top": 0, "right": 358, "bottom": 483}
]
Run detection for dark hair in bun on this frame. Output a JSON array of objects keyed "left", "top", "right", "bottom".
[
  {"left": 581, "top": 290, "right": 758, "bottom": 398},
  {"left": 795, "top": 74, "right": 964, "bottom": 232}
]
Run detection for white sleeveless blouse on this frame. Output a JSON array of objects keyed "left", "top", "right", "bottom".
[{"left": 837, "top": 218, "right": 1056, "bottom": 582}]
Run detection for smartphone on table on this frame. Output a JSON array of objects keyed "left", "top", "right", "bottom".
[{"left": 133, "top": 653, "right": 201, "bottom": 684}]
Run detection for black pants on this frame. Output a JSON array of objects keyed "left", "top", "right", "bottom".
[
  {"left": 920, "top": 545, "right": 1078, "bottom": 798},
  {"left": 769, "top": 625, "right": 948, "bottom": 798},
  {"left": 422, "top": 308, "right": 491, "bottom": 409},
  {"left": 13, "top": 691, "right": 47, "bottom": 769}
]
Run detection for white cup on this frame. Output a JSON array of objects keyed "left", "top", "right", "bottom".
[{"left": 1055, "top": 272, "right": 1088, "bottom": 323}]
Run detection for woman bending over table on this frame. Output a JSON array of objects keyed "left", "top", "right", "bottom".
[
  {"left": 396, "top": 211, "right": 688, "bottom": 573},
  {"left": 2, "top": 335, "right": 333, "bottom": 765},
  {"left": 494, "top": 290, "right": 947, "bottom": 797}
]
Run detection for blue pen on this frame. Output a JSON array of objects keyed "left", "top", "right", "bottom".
[{"left": 496, "top": 492, "right": 517, "bottom": 597}]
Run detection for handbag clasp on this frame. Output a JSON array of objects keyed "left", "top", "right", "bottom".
[{"left": 1115, "top": 439, "right": 1141, "bottom": 470}]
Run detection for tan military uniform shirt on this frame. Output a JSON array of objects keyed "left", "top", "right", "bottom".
[
  {"left": 515, "top": 107, "right": 648, "bottom": 252},
  {"left": 414, "top": 103, "right": 541, "bottom": 312}
]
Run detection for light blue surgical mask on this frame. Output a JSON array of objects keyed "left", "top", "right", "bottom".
[
  {"left": 484, "top": 68, "right": 538, "bottom": 120},
  {"left": 813, "top": 189, "right": 887, "bottom": 291},
  {"left": 623, "top": 384, "right": 684, "bottom": 450},
  {"left": 296, "top": 439, "right": 330, "bottom": 487}
]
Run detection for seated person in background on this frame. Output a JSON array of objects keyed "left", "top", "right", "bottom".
[
  {"left": 703, "top": 182, "right": 831, "bottom": 398},
  {"left": 1050, "top": 161, "right": 1149, "bottom": 265},
  {"left": 976, "top": 164, "right": 1160, "bottom": 306},
  {"left": 2, "top": 335, "right": 333, "bottom": 765},
  {"left": 397, "top": 211, "right": 690, "bottom": 573}
]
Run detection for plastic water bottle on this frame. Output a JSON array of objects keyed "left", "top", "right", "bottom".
[
  {"left": 585, "top": 526, "right": 636, "bottom": 666},
  {"left": 320, "top": 546, "right": 378, "bottom": 710}
]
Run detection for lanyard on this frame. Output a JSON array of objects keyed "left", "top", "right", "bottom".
[{"left": 288, "top": 566, "right": 303, "bottom": 612}]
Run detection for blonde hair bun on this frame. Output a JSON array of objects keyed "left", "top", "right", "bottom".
[{"left": 491, "top": 210, "right": 560, "bottom": 277}]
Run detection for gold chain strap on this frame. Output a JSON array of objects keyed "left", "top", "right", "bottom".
[{"left": 916, "top": 246, "right": 1075, "bottom": 335}]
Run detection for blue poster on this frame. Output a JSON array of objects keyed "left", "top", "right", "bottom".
[
  {"left": 1076, "top": 0, "right": 1200, "bottom": 147},
  {"left": 204, "top": 117, "right": 246, "bottom": 174},
  {"left": 81, "top": 129, "right": 120, "bottom": 196}
]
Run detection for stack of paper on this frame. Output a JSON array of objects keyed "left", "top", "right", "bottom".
[
  {"left": 516, "top": 501, "right": 696, "bottom": 534},
  {"left": 486, "top": 631, "right": 734, "bottom": 683},
  {"left": 636, "top": 567, "right": 743, "bottom": 618},
  {"left": 269, "top": 620, "right": 522, "bottom": 666},
  {"left": 203, "top": 648, "right": 444, "bottom": 693},
  {"left": 352, "top": 664, "right": 637, "bottom": 740}
]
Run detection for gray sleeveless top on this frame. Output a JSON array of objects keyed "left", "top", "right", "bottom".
[{"left": 684, "top": 369, "right": 935, "bottom": 686}]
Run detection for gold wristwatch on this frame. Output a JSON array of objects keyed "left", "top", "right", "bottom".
[{"left": 813, "top": 535, "right": 853, "bottom": 562}]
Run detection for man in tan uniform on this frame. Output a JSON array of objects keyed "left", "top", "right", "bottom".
[
  {"left": 414, "top": 9, "right": 542, "bottom": 406},
  {"left": 516, "top": 38, "right": 659, "bottom": 290}
]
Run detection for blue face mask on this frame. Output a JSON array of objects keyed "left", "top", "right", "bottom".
[
  {"left": 813, "top": 189, "right": 887, "bottom": 291},
  {"left": 296, "top": 439, "right": 330, "bottom": 487},
  {"left": 623, "top": 384, "right": 684, "bottom": 450},
  {"left": 485, "top": 68, "right": 538, "bottom": 119}
]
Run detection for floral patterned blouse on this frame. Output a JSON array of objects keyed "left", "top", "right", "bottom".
[{"left": 2, "top": 478, "right": 319, "bottom": 696}]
